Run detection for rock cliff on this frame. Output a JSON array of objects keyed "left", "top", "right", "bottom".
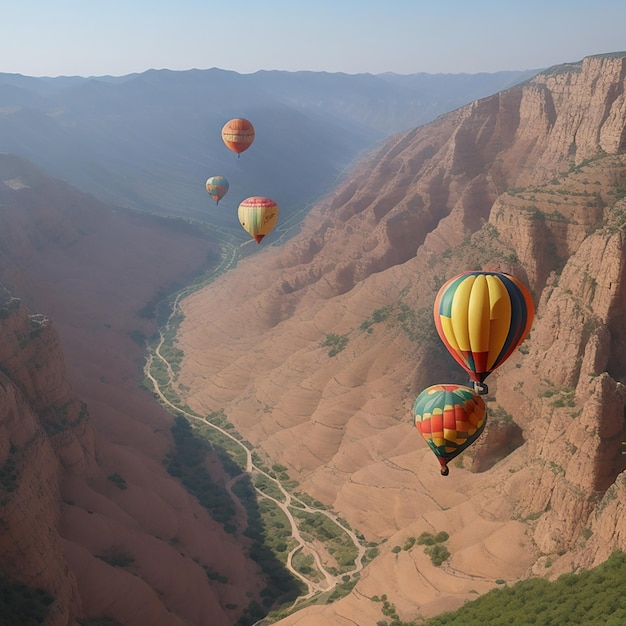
[
  {"left": 0, "top": 294, "right": 92, "bottom": 625},
  {"left": 175, "top": 53, "right": 626, "bottom": 623},
  {"left": 0, "top": 155, "right": 267, "bottom": 625}
]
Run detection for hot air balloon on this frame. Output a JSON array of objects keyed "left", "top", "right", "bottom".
[
  {"left": 221, "top": 118, "right": 255, "bottom": 156},
  {"left": 433, "top": 271, "right": 534, "bottom": 393},
  {"left": 413, "top": 383, "right": 486, "bottom": 475},
  {"left": 205, "top": 176, "right": 229, "bottom": 205},
  {"left": 238, "top": 196, "right": 279, "bottom": 243}
]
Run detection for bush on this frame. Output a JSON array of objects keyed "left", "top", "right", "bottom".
[
  {"left": 425, "top": 544, "right": 451, "bottom": 566},
  {"left": 0, "top": 573, "right": 54, "bottom": 625},
  {"left": 107, "top": 473, "right": 127, "bottom": 490}
]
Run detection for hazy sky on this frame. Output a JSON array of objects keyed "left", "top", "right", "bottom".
[{"left": 3, "top": 0, "right": 626, "bottom": 77}]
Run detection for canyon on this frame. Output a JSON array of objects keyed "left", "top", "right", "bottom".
[
  {"left": 1, "top": 52, "right": 626, "bottom": 625},
  {"left": 173, "top": 53, "right": 626, "bottom": 624}
]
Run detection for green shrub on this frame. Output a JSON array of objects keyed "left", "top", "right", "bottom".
[
  {"left": 107, "top": 473, "right": 127, "bottom": 490},
  {"left": 0, "top": 572, "right": 54, "bottom": 625},
  {"left": 425, "top": 544, "right": 451, "bottom": 566}
]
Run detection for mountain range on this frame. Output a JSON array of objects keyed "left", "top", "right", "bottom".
[{"left": 0, "top": 67, "right": 535, "bottom": 239}]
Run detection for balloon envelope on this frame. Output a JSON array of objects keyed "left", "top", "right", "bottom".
[
  {"left": 413, "top": 384, "right": 486, "bottom": 473},
  {"left": 222, "top": 118, "right": 255, "bottom": 155},
  {"left": 205, "top": 176, "right": 229, "bottom": 204},
  {"left": 237, "top": 197, "right": 279, "bottom": 243},
  {"left": 434, "top": 271, "right": 534, "bottom": 383}
]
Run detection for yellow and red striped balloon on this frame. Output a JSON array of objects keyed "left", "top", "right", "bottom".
[
  {"left": 434, "top": 271, "right": 534, "bottom": 384},
  {"left": 413, "top": 383, "right": 486, "bottom": 475},
  {"left": 237, "top": 196, "right": 279, "bottom": 243}
]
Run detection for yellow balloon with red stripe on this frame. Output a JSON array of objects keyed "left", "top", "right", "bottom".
[
  {"left": 237, "top": 196, "right": 279, "bottom": 243},
  {"left": 434, "top": 271, "right": 534, "bottom": 383}
]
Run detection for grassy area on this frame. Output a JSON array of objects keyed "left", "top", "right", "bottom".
[
  {"left": 258, "top": 499, "right": 298, "bottom": 565},
  {"left": 254, "top": 474, "right": 285, "bottom": 502},
  {"left": 291, "top": 549, "right": 325, "bottom": 583},
  {"left": 292, "top": 510, "right": 358, "bottom": 574}
]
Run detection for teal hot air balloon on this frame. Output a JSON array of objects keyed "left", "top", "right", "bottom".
[
  {"left": 205, "top": 176, "right": 229, "bottom": 205},
  {"left": 433, "top": 271, "right": 534, "bottom": 393},
  {"left": 413, "top": 384, "right": 487, "bottom": 475}
]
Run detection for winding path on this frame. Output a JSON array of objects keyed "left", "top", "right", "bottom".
[{"left": 144, "top": 240, "right": 367, "bottom": 606}]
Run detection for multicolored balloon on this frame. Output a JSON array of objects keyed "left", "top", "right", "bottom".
[
  {"left": 237, "top": 196, "right": 279, "bottom": 243},
  {"left": 413, "top": 384, "right": 487, "bottom": 475},
  {"left": 205, "top": 176, "right": 229, "bottom": 205},
  {"left": 434, "top": 271, "right": 534, "bottom": 386},
  {"left": 221, "top": 118, "right": 255, "bottom": 156}
]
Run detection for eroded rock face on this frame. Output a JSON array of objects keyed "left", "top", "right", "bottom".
[
  {"left": 174, "top": 54, "right": 626, "bottom": 624},
  {"left": 0, "top": 156, "right": 268, "bottom": 626},
  {"left": 0, "top": 296, "right": 89, "bottom": 625},
  {"left": 471, "top": 417, "right": 524, "bottom": 473}
]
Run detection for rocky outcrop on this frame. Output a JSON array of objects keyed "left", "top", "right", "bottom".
[
  {"left": 471, "top": 414, "right": 524, "bottom": 473},
  {"left": 0, "top": 294, "right": 92, "bottom": 625}
]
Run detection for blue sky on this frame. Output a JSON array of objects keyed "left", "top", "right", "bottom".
[{"left": 3, "top": 0, "right": 626, "bottom": 77}]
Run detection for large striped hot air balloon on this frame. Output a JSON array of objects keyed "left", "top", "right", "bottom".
[
  {"left": 237, "top": 196, "right": 279, "bottom": 243},
  {"left": 205, "top": 175, "right": 229, "bottom": 205},
  {"left": 433, "top": 271, "right": 534, "bottom": 389},
  {"left": 221, "top": 118, "right": 255, "bottom": 156},
  {"left": 413, "top": 383, "right": 486, "bottom": 475}
]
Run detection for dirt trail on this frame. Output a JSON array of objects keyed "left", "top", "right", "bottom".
[{"left": 144, "top": 243, "right": 367, "bottom": 604}]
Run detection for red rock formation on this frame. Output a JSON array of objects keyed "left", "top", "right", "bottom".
[{"left": 0, "top": 295, "right": 88, "bottom": 625}]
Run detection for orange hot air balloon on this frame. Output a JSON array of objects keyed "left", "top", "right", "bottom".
[
  {"left": 221, "top": 118, "right": 255, "bottom": 156},
  {"left": 205, "top": 176, "right": 229, "bottom": 205},
  {"left": 237, "top": 197, "right": 279, "bottom": 243}
]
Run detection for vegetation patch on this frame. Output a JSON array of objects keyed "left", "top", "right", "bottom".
[
  {"left": 291, "top": 510, "right": 358, "bottom": 573},
  {"left": 322, "top": 332, "right": 349, "bottom": 356},
  {"left": 107, "top": 473, "right": 127, "bottom": 490},
  {"left": 0, "top": 571, "right": 54, "bottom": 625},
  {"left": 424, "top": 550, "right": 626, "bottom": 625},
  {"left": 230, "top": 475, "right": 304, "bottom": 617},
  {"left": 372, "top": 594, "right": 420, "bottom": 626},
  {"left": 204, "top": 566, "right": 228, "bottom": 584},
  {"left": 417, "top": 531, "right": 451, "bottom": 566},
  {"left": 291, "top": 549, "right": 324, "bottom": 583},
  {"left": 164, "top": 416, "right": 237, "bottom": 533}
]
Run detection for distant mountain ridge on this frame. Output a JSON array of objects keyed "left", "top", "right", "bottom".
[{"left": 0, "top": 67, "right": 536, "bottom": 238}]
